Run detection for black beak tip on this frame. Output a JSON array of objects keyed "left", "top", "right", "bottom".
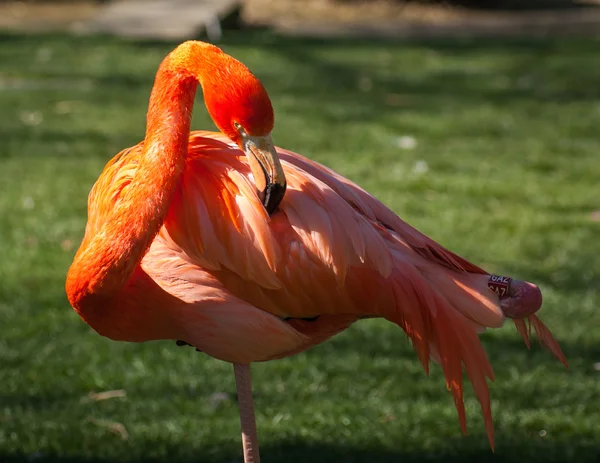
[{"left": 263, "top": 182, "right": 286, "bottom": 215}]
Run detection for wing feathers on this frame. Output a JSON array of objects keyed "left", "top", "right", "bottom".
[{"left": 144, "top": 131, "right": 563, "bottom": 450}]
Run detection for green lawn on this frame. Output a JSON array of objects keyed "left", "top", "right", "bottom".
[{"left": 1, "top": 31, "right": 599, "bottom": 463}]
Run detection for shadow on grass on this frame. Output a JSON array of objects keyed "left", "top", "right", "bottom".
[
  {"left": 6, "top": 31, "right": 600, "bottom": 112},
  {"left": 0, "top": 126, "right": 140, "bottom": 159},
  {"left": 239, "top": 35, "right": 600, "bottom": 112},
  {"left": 2, "top": 437, "right": 599, "bottom": 463},
  {"left": 4, "top": 30, "right": 600, "bottom": 171}
]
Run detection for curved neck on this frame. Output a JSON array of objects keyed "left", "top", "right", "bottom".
[{"left": 66, "top": 42, "right": 217, "bottom": 308}]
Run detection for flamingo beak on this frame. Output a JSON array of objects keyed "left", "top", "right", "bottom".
[{"left": 241, "top": 133, "right": 287, "bottom": 214}]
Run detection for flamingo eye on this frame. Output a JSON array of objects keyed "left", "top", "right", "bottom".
[{"left": 233, "top": 121, "right": 248, "bottom": 137}]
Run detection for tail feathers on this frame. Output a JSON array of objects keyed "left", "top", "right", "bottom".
[
  {"left": 385, "top": 263, "right": 497, "bottom": 447},
  {"left": 514, "top": 316, "right": 568, "bottom": 368},
  {"left": 385, "top": 261, "right": 565, "bottom": 449},
  {"left": 427, "top": 286, "right": 496, "bottom": 449},
  {"left": 390, "top": 266, "right": 433, "bottom": 375},
  {"left": 450, "top": 308, "right": 495, "bottom": 449}
]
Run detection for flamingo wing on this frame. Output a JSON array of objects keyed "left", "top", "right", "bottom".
[
  {"left": 134, "top": 131, "right": 565, "bottom": 447},
  {"left": 87, "top": 130, "right": 563, "bottom": 447},
  {"left": 156, "top": 132, "right": 501, "bottom": 328}
]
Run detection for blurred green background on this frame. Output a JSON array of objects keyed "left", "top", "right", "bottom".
[{"left": 0, "top": 27, "right": 599, "bottom": 463}]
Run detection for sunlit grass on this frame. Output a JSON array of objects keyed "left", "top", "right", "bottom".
[{"left": 0, "top": 32, "right": 599, "bottom": 463}]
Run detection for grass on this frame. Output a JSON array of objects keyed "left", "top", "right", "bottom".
[{"left": 0, "top": 30, "right": 599, "bottom": 463}]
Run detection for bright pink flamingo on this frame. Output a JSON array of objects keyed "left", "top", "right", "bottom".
[{"left": 66, "top": 41, "right": 566, "bottom": 463}]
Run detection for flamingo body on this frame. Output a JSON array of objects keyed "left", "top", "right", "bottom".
[{"left": 66, "top": 41, "right": 566, "bottom": 453}]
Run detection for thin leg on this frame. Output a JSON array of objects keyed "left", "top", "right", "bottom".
[{"left": 233, "top": 363, "right": 260, "bottom": 463}]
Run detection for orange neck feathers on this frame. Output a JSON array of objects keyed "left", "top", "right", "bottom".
[{"left": 66, "top": 41, "right": 273, "bottom": 316}]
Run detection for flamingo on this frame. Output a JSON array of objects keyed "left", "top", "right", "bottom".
[{"left": 66, "top": 41, "right": 567, "bottom": 463}]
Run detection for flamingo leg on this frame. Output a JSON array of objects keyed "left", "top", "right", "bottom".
[{"left": 233, "top": 363, "right": 261, "bottom": 463}]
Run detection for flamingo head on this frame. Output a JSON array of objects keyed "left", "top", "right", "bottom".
[{"left": 202, "top": 54, "right": 286, "bottom": 214}]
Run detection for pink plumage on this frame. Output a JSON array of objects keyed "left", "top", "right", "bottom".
[{"left": 66, "top": 41, "right": 566, "bottom": 461}]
